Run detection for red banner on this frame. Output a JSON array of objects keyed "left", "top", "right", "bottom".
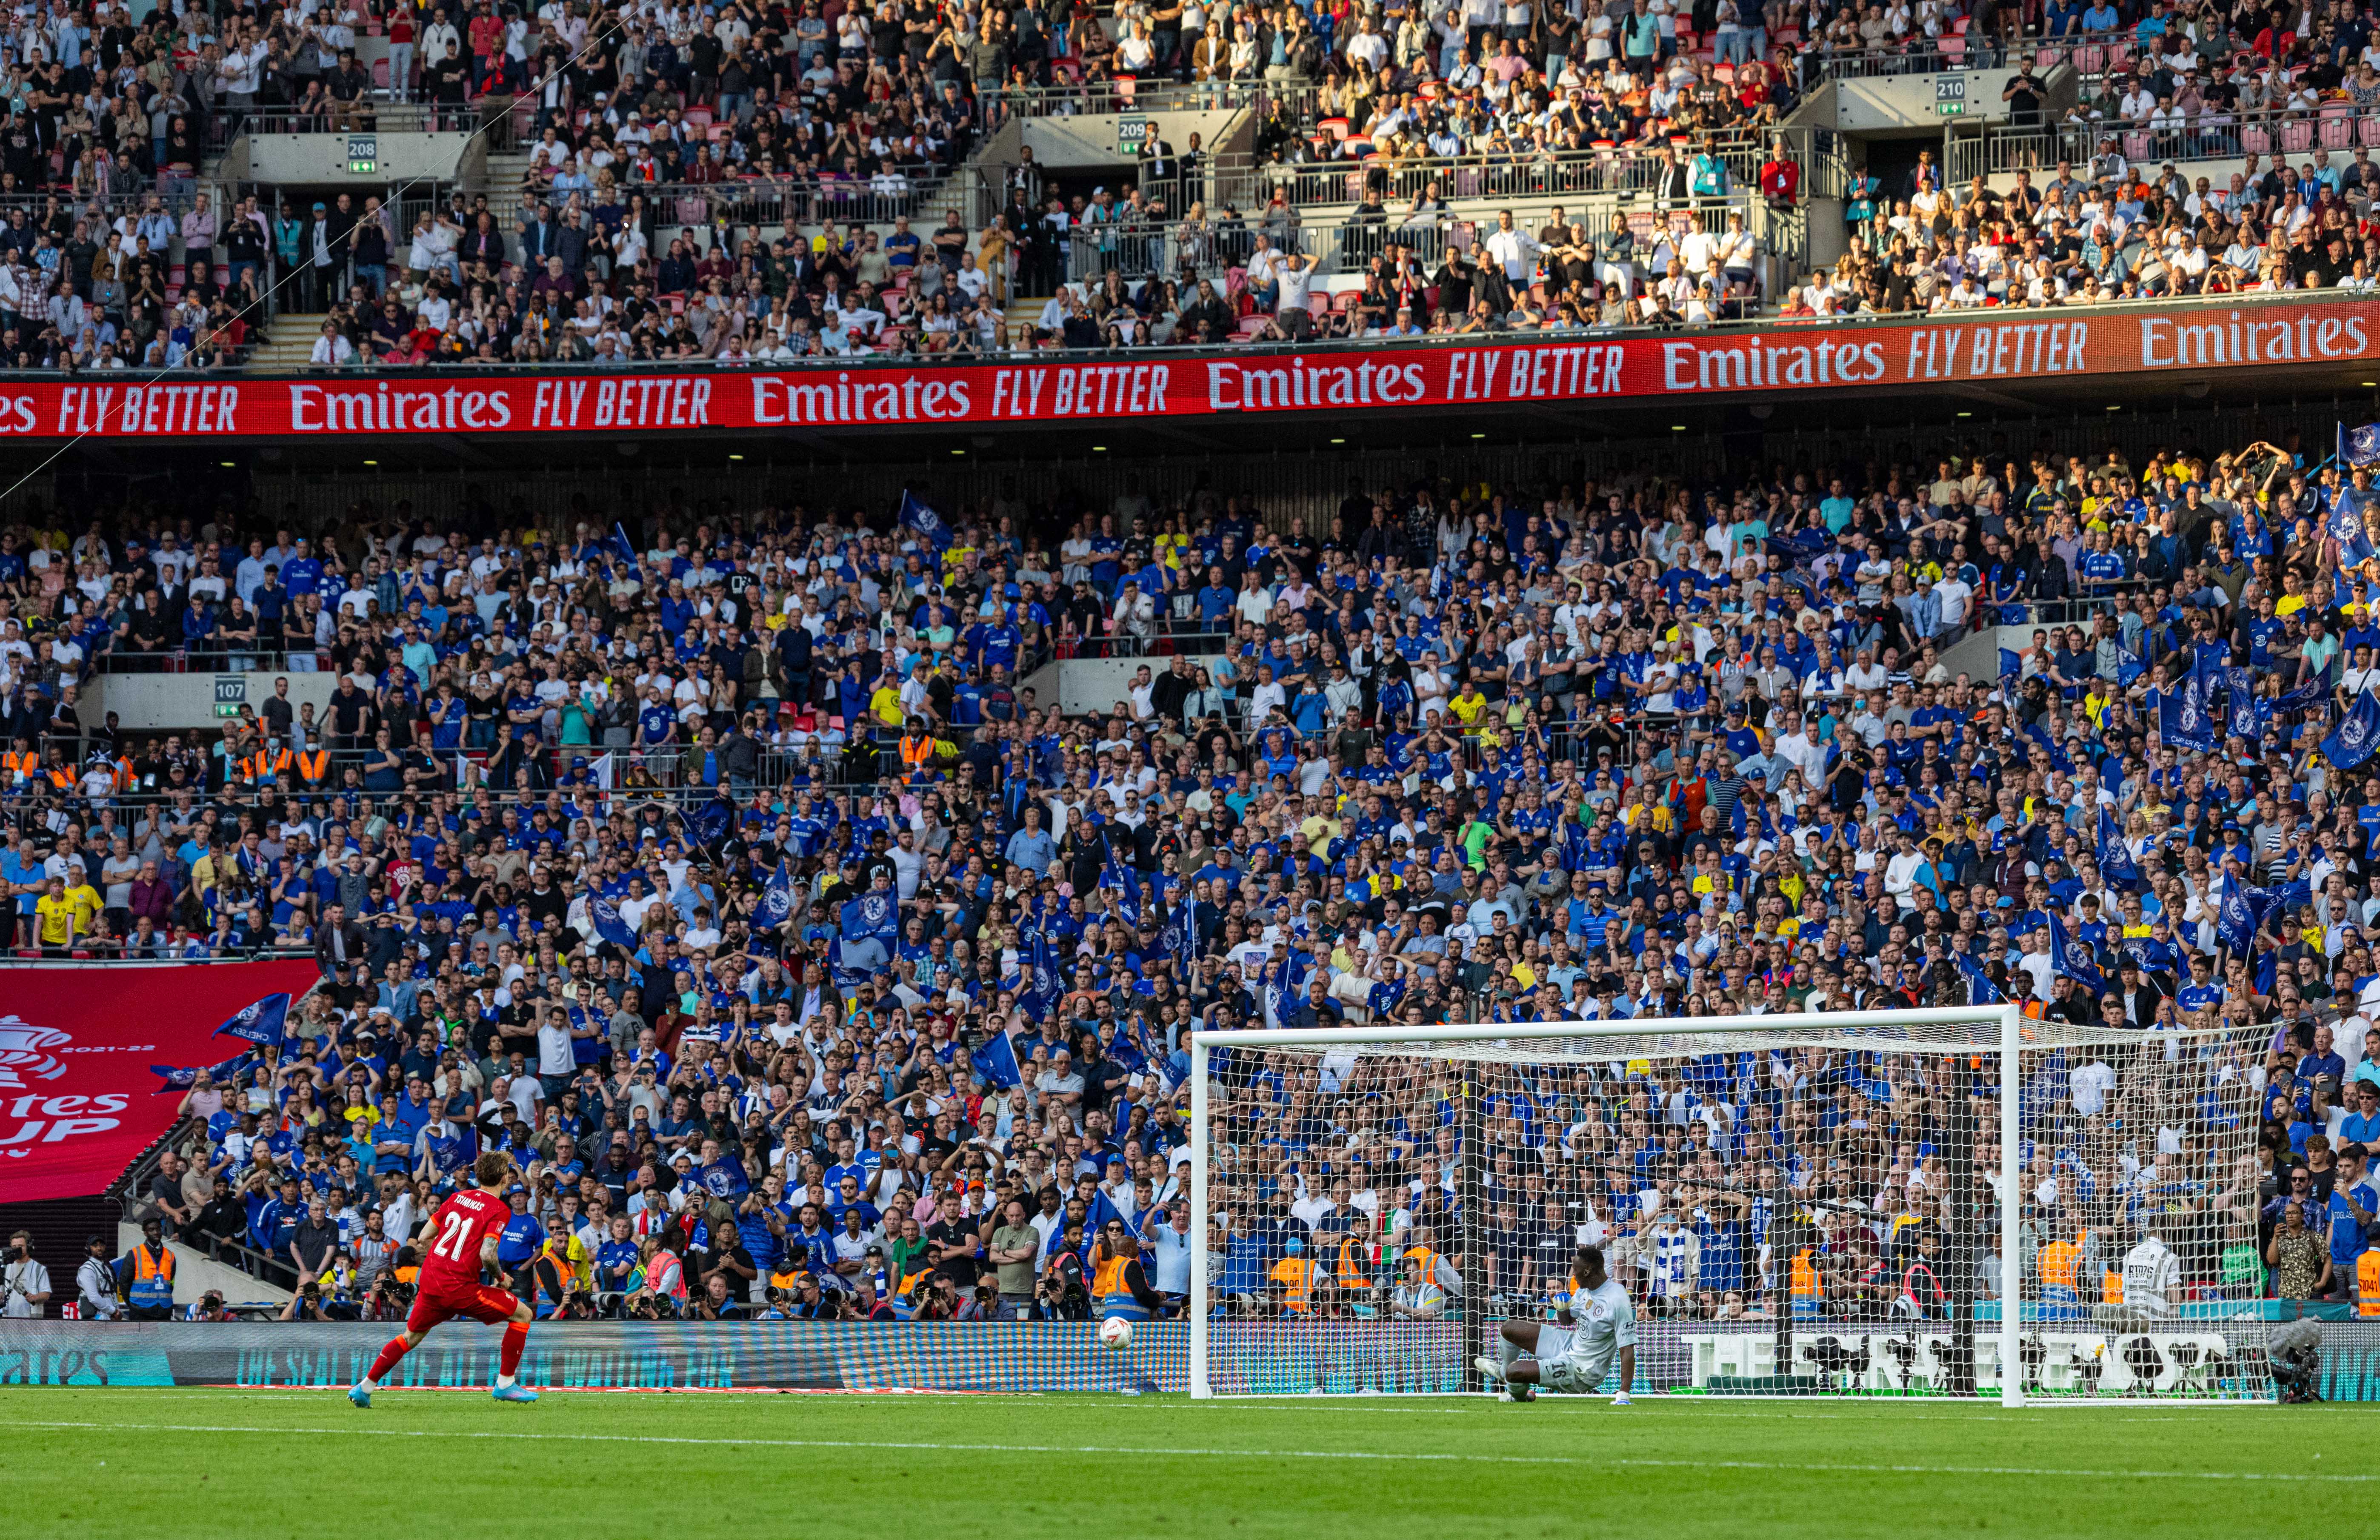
[
  {"left": 1, "top": 300, "right": 2370, "bottom": 440},
  {"left": 0, "top": 960, "right": 323, "bottom": 1201}
]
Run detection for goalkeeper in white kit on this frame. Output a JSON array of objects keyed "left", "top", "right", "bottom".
[{"left": 1474, "top": 1243, "right": 1637, "bottom": 1405}]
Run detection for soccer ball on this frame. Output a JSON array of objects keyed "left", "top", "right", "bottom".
[{"left": 1099, "top": 1318, "right": 1134, "bottom": 1350}]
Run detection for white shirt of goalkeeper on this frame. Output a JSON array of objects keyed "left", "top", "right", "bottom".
[
  {"left": 1563, "top": 1278, "right": 1639, "bottom": 1363},
  {"left": 2120, "top": 1237, "right": 2181, "bottom": 1315}
]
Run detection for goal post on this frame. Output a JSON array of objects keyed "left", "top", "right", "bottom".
[{"left": 1187, "top": 1006, "right": 2274, "bottom": 1403}]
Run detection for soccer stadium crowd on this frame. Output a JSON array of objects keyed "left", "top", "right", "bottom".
[
  {"left": 9, "top": 413, "right": 2380, "bottom": 1330},
  {"left": 17, "top": 0, "right": 2380, "bottom": 371}
]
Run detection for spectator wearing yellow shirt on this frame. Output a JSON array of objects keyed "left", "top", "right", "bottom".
[
  {"left": 34, "top": 875, "right": 99, "bottom": 953},
  {"left": 1448, "top": 682, "right": 1490, "bottom": 732}
]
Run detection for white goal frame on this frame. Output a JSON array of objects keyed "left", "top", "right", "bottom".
[{"left": 1188, "top": 1005, "right": 2037, "bottom": 1403}]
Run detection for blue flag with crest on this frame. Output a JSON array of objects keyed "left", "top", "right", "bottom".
[
  {"left": 2097, "top": 805, "right": 2142, "bottom": 887},
  {"left": 2330, "top": 494, "right": 2377, "bottom": 565},
  {"left": 2323, "top": 689, "right": 2380, "bottom": 770},
  {"left": 2222, "top": 665, "right": 2266, "bottom": 742},
  {"left": 2156, "top": 682, "right": 2217, "bottom": 753},
  {"left": 841, "top": 890, "right": 901, "bottom": 945},
  {"left": 2047, "top": 917, "right": 2104, "bottom": 995},
  {"left": 589, "top": 893, "right": 639, "bottom": 951},
  {"left": 2277, "top": 675, "right": 2333, "bottom": 715},
  {"left": 899, "top": 491, "right": 949, "bottom": 546},
  {"left": 2215, "top": 881, "right": 2269, "bottom": 954},
  {"left": 757, "top": 858, "right": 798, "bottom": 930},
  {"left": 151, "top": 1052, "right": 255, "bottom": 1092},
  {"left": 213, "top": 994, "right": 291, "bottom": 1045},
  {"left": 2342, "top": 421, "right": 2380, "bottom": 468},
  {"left": 697, "top": 1155, "right": 751, "bottom": 1200}
]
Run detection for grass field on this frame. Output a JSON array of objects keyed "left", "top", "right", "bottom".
[{"left": 0, "top": 1388, "right": 2365, "bottom": 1537}]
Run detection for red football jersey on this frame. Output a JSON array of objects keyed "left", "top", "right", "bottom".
[{"left": 417, "top": 1186, "right": 508, "bottom": 1293}]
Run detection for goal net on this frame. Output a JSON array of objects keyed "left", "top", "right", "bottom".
[{"left": 1187, "top": 1008, "right": 2276, "bottom": 1403}]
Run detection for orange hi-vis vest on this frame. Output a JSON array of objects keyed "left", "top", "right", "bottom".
[
  {"left": 294, "top": 747, "right": 330, "bottom": 786},
  {"left": 2360, "top": 1251, "right": 2380, "bottom": 1317}
]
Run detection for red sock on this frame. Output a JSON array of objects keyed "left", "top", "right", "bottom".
[
  {"left": 366, "top": 1336, "right": 411, "bottom": 1384},
  {"left": 500, "top": 1321, "right": 528, "bottom": 1378}
]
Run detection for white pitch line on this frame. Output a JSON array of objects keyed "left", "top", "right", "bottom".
[
  {"left": 0, "top": 1420, "right": 2366, "bottom": 1485},
  {"left": 55, "top": 1388, "right": 2216, "bottom": 1421}
]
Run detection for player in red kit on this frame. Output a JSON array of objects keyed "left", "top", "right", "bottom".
[{"left": 349, "top": 1149, "right": 540, "bottom": 1406}]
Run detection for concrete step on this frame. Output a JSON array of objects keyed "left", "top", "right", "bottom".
[{"left": 242, "top": 312, "right": 329, "bottom": 373}]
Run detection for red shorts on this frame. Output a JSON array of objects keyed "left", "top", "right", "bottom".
[{"left": 406, "top": 1280, "right": 523, "bottom": 1334}]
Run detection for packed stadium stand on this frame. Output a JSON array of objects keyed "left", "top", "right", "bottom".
[{"left": 3, "top": 0, "right": 2380, "bottom": 1341}]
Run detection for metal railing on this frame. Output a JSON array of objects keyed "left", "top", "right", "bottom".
[
  {"left": 207, "top": 100, "right": 477, "bottom": 151},
  {"left": 1946, "top": 106, "right": 2377, "bottom": 185},
  {"left": 1064, "top": 191, "right": 1794, "bottom": 287},
  {"left": 498, "top": 169, "right": 982, "bottom": 238},
  {"left": 977, "top": 77, "right": 1317, "bottom": 126},
  {"left": 1236, "top": 123, "right": 1844, "bottom": 209}
]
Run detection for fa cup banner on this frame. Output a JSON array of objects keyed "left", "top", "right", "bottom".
[{"left": 0, "top": 961, "right": 323, "bottom": 1201}]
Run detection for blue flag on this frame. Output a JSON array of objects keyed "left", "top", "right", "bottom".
[
  {"left": 1135, "top": 1017, "right": 1180, "bottom": 1090},
  {"left": 1997, "top": 647, "right": 2023, "bottom": 684},
  {"left": 589, "top": 893, "right": 640, "bottom": 951},
  {"left": 2329, "top": 493, "right": 2377, "bottom": 566},
  {"left": 757, "top": 858, "right": 798, "bottom": 930},
  {"left": 2097, "top": 805, "right": 2142, "bottom": 887},
  {"left": 609, "top": 522, "right": 640, "bottom": 566},
  {"left": 149, "top": 1052, "right": 254, "bottom": 1092},
  {"left": 2189, "top": 647, "right": 2220, "bottom": 722},
  {"left": 1163, "top": 888, "right": 1192, "bottom": 964},
  {"left": 697, "top": 1155, "right": 751, "bottom": 1200},
  {"left": 898, "top": 491, "right": 949, "bottom": 545},
  {"left": 213, "top": 993, "right": 291, "bottom": 1045},
  {"left": 2323, "top": 689, "right": 2380, "bottom": 770},
  {"left": 2047, "top": 917, "right": 2104, "bottom": 995},
  {"left": 1020, "top": 926, "right": 1064, "bottom": 1021},
  {"left": 2276, "top": 675, "right": 2332, "bottom": 715},
  {"left": 2255, "top": 880, "right": 2312, "bottom": 924},
  {"left": 2222, "top": 665, "right": 2266, "bottom": 742},
  {"left": 1106, "top": 1026, "right": 1149, "bottom": 1075},
  {"left": 2156, "top": 682, "right": 2217, "bottom": 753},
  {"left": 841, "top": 890, "right": 900, "bottom": 945},
  {"left": 1085, "top": 1185, "right": 1143, "bottom": 1242},
  {"left": 2214, "top": 881, "right": 2267, "bottom": 955},
  {"left": 970, "top": 1029, "right": 1023, "bottom": 1089},
  {"left": 678, "top": 798, "right": 733, "bottom": 854},
  {"left": 1953, "top": 950, "right": 2004, "bottom": 1006},
  {"left": 2343, "top": 421, "right": 2380, "bottom": 468}
]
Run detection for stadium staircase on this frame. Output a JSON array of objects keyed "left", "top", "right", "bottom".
[{"left": 244, "top": 318, "right": 329, "bottom": 373}]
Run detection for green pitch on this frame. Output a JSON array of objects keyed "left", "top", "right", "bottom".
[{"left": 0, "top": 1388, "right": 2363, "bottom": 1538}]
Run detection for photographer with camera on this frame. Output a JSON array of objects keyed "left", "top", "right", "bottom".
[
  {"left": 366, "top": 1247, "right": 419, "bottom": 1323},
  {"left": 1036, "top": 1217, "right": 1091, "bottom": 1320},
  {"left": 279, "top": 1275, "right": 337, "bottom": 1322},
  {"left": 4, "top": 1230, "right": 52, "bottom": 1319}
]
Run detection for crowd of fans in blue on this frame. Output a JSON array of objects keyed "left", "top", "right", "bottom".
[{"left": 14, "top": 424, "right": 2380, "bottom": 1327}]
